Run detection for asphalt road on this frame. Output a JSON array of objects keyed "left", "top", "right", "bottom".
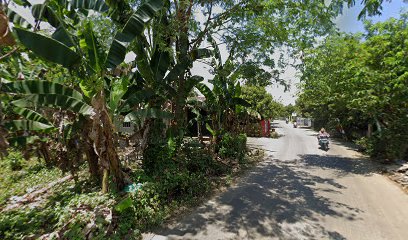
[{"left": 144, "top": 121, "right": 408, "bottom": 240}]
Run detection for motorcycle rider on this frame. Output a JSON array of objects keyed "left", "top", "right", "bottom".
[{"left": 317, "top": 128, "right": 330, "bottom": 140}]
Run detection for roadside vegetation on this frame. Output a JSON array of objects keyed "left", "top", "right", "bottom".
[
  {"left": 0, "top": 0, "right": 389, "bottom": 239},
  {"left": 297, "top": 12, "right": 408, "bottom": 161}
]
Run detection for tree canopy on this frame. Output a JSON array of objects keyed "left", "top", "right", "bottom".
[
  {"left": 297, "top": 12, "right": 408, "bottom": 159},
  {"left": 241, "top": 85, "right": 284, "bottom": 119}
]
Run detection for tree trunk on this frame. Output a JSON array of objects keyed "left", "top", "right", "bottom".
[
  {"left": 85, "top": 141, "right": 101, "bottom": 182},
  {"left": 39, "top": 142, "right": 53, "bottom": 167},
  {"left": 102, "top": 168, "right": 109, "bottom": 193},
  {"left": 0, "top": 100, "right": 8, "bottom": 157},
  {"left": 82, "top": 120, "right": 101, "bottom": 182},
  {"left": 367, "top": 123, "right": 373, "bottom": 137},
  {"left": 90, "top": 91, "right": 125, "bottom": 193},
  {"left": 174, "top": 1, "right": 193, "bottom": 132}
]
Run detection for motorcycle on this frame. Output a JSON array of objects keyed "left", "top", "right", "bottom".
[{"left": 318, "top": 136, "right": 329, "bottom": 150}]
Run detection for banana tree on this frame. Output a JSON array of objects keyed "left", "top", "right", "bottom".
[
  {"left": 0, "top": 77, "right": 98, "bottom": 175},
  {"left": 112, "top": 7, "right": 214, "bottom": 172},
  {"left": 7, "top": 0, "right": 164, "bottom": 192},
  {"left": 195, "top": 35, "right": 250, "bottom": 143}
]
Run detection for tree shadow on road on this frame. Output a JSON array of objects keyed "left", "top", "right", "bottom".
[
  {"left": 299, "top": 154, "right": 382, "bottom": 177},
  {"left": 150, "top": 156, "right": 364, "bottom": 240}
]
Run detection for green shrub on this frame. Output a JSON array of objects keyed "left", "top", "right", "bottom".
[
  {"left": 0, "top": 207, "right": 56, "bottom": 239},
  {"left": 179, "top": 139, "right": 213, "bottom": 172},
  {"left": 178, "top": 138, "right": 229, "bottom": 176},
  {"left": 156, "top": 170, "right": 211, "bottom": 200},
  {"left": 1, "top": 150, "right": 25, "bottom": 171},
  {"left": 130, "top": 183, "right": 164, "bottom": 228},
  {"left": 360, "top": 129, "right": 408, "bottom": 161},
  {"left": 142, "top": 143, "right": 172, "bottom": 175},
  {"left": 219, "top": 133, "right": 247, "bottom": 162},
  {"left": 113, "top": 182, "right": 164, "bottom": 235}
]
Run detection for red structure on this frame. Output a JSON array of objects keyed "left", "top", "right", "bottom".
[{"left": 260, "top": 120, "right": 270, "bottom": 137}]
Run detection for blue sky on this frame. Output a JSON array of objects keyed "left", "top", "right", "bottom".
[{"left": 335, "top": 0, "right": 407, "bottom": 33}]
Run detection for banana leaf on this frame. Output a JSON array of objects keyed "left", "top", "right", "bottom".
[
  {"left": 7, "top": 9, "right": 32, "bottom": 28},
  {"left": 185, "top": 76, "right": 204, "bottom": 94},
  {"left": 196, "top": 83, "right": 215, "bottom": 104},
  {"left": 12, "top": 0, "right": 31, "bottom": 7},
  {"left": 150, "top": 14, "right": 171, "bottom": 82},
  {"left": 191, "top": 48, "right": 213, "bottom": 61},
  {"left": 8, "top": 136, "right": 48, "bottom": 147},
  {"left": 231, "top": 97, "right": 251, "bottom": 107},
  {"left": 105, "top": 0, "right": 164, "bottom": 68},
  {"left": 5, "top": 120, "right": 55, "bottom": 132},
  {"left": 163, "top": 61, "right": 189, "bottom": 83},
  {"left": 52, "top": 26, "right": 75, "bottom": 47},
  {"left": 162, "top": 49, "right": 211, "bottom": 84},
  {"left": 235, "top": 82, "right": 241, "bottom": 97},
  {"left": 79, "top": 22, "right": 106, "bottom": 73},
  {"left": 31, "top": 4, "right": 61, "bottom": 28},
  {"left": 207, "top": 34, "right": 222, "bottom": 65},
  {"left": 105, "top": 33, "right": 130, "bottom": 69},
  {"left": 11, "top": 94, "right": 94, "bottom": 116},
  {"left": 109, "top": 76, "right": 130, "bottom": 113},
  {"left": 134, "top": 38, "right": 155, "bottom": 83},
  {"left": 14, "top": 28, "right": 81, "bottom": 68},
  {"left": 124, "top": 108, "right": 173, "bottom": 122},
  {"left": 69, "top": 0, "right": 109, "bottom": 12},
  {"left": 12, "top": 107, "right": 51, "bottom": 124},
  {"left": 2, "top": 80, "right": 84, "bottom": 100},
  {"left": 119, "top": 89, "right": 154, "bottom": 113}
]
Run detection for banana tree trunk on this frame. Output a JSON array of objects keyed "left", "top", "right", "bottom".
[
  {"left": 90, "top": 91, "right": 125, "bottom": 193},
  {"left": 82, "top": 119, "right": 101, "bottom": 182},
  {"left": 39, "top": 142, "right": 52, "bottom": 167}
]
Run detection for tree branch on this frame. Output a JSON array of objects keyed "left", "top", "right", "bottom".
[
  {"left": 190, "top": 0, "right": 249, "bottom": 49},
  {"left": 0, "top": 47, "right": 18, "bottom": 61}
]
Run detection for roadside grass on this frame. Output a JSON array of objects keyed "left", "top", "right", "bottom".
[{"left": 0, "top": 153, "right": 63, "bottom": 208}]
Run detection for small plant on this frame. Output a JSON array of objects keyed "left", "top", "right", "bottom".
[
  {"left": 1, "top": 149, "right": 25, "bottom": 171},
  {"left": 219, "top": 133, "right": 247, "bottom": 162}
]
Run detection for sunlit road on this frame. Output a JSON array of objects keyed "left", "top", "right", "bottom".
[{"left": 144, "top": 121, "right": 408, "bottom": 240}]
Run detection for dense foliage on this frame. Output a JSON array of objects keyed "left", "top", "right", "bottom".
[
  {"left": 297, "top": 13, "right": 408, "bottom": 160},
  {"left": 241, "top": 85, "right": 285, "bottom": 119},
  {"left": 0, "top": 0, "right": 390, "bottom": 238}
]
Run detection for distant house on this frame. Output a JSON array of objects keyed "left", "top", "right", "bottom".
[
  {"left": 114, "top": 116, "right": 135, "bottom": 134},
  {"left": 296, "top": 118, "right": 313, "bottom": 128}
]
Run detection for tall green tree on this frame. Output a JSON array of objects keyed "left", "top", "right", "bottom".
[
  {"left": 241, "top": 85, "right": 284, "bottom": 120},
  {"left": 298, "top": 12, "right": 408, "bottom": 159}
]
